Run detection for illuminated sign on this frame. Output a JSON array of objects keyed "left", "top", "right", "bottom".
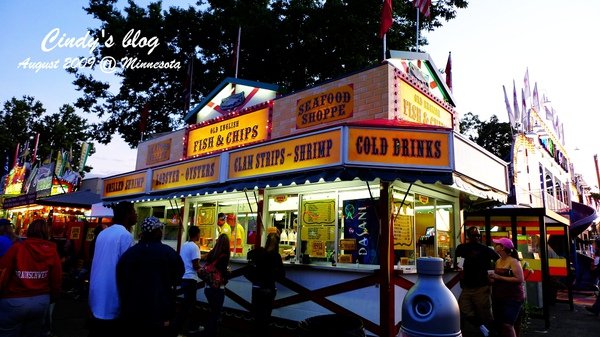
[
  {"left": 399, "top": 80, "right": 453, "bottom": 128},
  {"left": 146, "top": 139, "right": 171, "bottom": 165},
  {"left": 296, "top": 84, "right": 354, "bottom": 129},
  {"left": 228, "top": 129, "right": 342, "bottom": 179},
  {"left": 347, "top": 128, "right": 451, "bottom": 169},
  {"left": 151, "top": 156, "right": 219, "bottom": 192},
  {"left": 186, "top": 107, "right": 271, "bottom": 158},
  {"left": 103, "top": 172, "right": 146, "bottom": 198}
]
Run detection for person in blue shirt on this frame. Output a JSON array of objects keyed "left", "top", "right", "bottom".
[{"left": 0, "top": 218, "right": 17, "bottom": 257}]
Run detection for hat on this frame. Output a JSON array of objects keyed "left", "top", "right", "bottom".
[
  {"left": 140, "top": 216, "right": 163, "bottom": 233},
  {"left": 493, "top": 237, "right": 514, "bottom": 249}
]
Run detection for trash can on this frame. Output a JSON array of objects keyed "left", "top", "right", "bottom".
[
  {"left": 400, "top": 257, "right": 461, "bottom": 337},
  {"left": 298, "top": 314, "right": 365, "bottom": 337}
]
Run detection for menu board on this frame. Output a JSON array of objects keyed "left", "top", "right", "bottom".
[
  {"left": 301, "top": 199, "right": 336, "bottom": 226},
  {"left": 394, "top": 215, "right": 414, "bottom": 250}
]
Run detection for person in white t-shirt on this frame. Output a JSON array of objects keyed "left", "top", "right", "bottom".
[
  {"left": 177, "top": 226, "right": 204, "bottom": 335},
  {"left": 88, "top": 201, "right": 136, "bottom": 337}
]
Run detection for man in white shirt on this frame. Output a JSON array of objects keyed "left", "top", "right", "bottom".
[
  {"left": 177, "top": 225, "right": 204, "bottom": 335},
  {"left": 88, "top": 201, "right": 136, "bottom": 337}
]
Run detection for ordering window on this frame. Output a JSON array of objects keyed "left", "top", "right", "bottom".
[
  {"left": 186, "top": 194, "right": 257, "bottom": 258},
  {"left": 393, "top": 188, "right": 456, "bottom": 267},
  {"left": 265, "top": 181, "right": 383, "bottom": 265}
]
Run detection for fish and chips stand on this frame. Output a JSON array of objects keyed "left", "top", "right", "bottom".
[{"left": 101, "top": 52, "right": 509, "bottom": 337}]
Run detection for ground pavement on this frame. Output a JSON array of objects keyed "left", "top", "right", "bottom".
[{"left": 52, "top": 290, "right": 598, "bottom": 337}]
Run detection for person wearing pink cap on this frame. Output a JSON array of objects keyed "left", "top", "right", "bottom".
[{"left": 489, "top": 237, "right": 525, "bottom": 337}]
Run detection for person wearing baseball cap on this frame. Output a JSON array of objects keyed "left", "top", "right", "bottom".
[
  {"left": 489, "top": 237, "right": 525, "bottom": 337},
  {"left": 116, "top": 216, "right": 184, "bottom": 337}
]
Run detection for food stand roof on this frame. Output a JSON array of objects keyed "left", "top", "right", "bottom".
[{"left": 36, "top": 189, "right": 101, "bottom": 208}]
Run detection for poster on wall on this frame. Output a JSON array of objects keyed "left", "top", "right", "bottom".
[{"left": 342, "top": 199, "right": 379, "bottom": 264}]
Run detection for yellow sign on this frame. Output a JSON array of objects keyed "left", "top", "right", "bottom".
[
  {"left": 296, "top": 84, "right": 354, "bottom": 129},
  {"left": 151, "top": 157, "right": 219, "bottom": 191},
  {"left": 228, "top": 129, "right": 342, "bottom": 179},
  {"left": 146, "top": 139, "right": 171, "bottom": 165},
  {"left": 186, "top": 107, "right": 271, "bottom": 158},
  {"left": 347, "top": 128, "right": 451, "bottom": 168},
  {"left": 103, "top": 172, "right": 146, "bottom": 198},
  {"left": 399, "top": 80, "right": 453, "bottom": 128}
]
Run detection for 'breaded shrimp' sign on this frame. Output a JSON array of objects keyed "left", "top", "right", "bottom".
[{"left": 296, "top": 85, "right": 353, "bottom": 129}]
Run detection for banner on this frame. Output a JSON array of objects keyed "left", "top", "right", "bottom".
[{"left": 342, "top": 198, "right": 379, "bottom": 264}]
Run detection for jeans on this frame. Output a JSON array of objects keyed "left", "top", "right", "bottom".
[
  {"left": 204, "top": 286, "right": 225, "bottom": 337},
  {"left": 251, "top": 287, "right": 276, "bottom": 337},
  {"left": 177, "top": 278, "right": 199, "bottom": 333},
  {"left": 0, "top": 294, "right": 50, "bottom": 337}
]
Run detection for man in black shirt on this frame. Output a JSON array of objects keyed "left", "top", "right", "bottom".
[{"left": 455, "top": 227, "right": 499, "bottom": 337}]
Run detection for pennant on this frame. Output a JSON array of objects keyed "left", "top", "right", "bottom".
[
  {"left": 444, "top": 52, "right": 452, "bottom": 92},
  {"left": 379, "top": 0, "right": 393, "bottom": 38},
  {"left": 544, "top": 105, "right": 553, "bottom": 121},
  {"left": 413, "top": 0, "right": 432, "bottom": 17},
  {"left": 78, "top": 142, "right": 92, "bottom": 172},
  {"left": 532, "top": 82, "right": 540, "bottom": 112},
  {"left": 139, "top": 102, "right": 150, "bottom": 134},
  {"left": 503, "top": 85, "right": 514, "bottom": 126},
  {"left": 524, "top": 68, "right": 530, "bottom": 100}
]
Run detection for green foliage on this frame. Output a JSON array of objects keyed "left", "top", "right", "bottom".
[
  {"left": 459, "top": 112, "right": 513, "bottom": 161},
  {"left": 72, "top": 0, "right": 469, "bottom": 148},
  {"left": 0, "top": 96, "right": 95, "bottom": 175}
]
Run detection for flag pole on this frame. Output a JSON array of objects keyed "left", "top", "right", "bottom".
[
  {"left": 235, "top": 26, "right": 241, "bottom": 78},
  {"left": 416, "top": 9, "right": 420, "bottom": 51},
  {"left": 383, "top": 34, "right": 387, "bottom": 61}
]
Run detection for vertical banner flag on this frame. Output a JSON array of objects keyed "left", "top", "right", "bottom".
[
  {"left": 78, "top": 142, "right": 92, "bottom": 172},
  {"left": 445, "top": 51, "right": 452, "bottom": 92},
  {"left": 379, "top": 0, "right": 393, "bottom": 38},
  {"left": 532, "top": 82, "right": 540, "bottom": 112},
  {"left": 413, "top": 0, "right": 432, "bottom": 17},
  {"left": 521, "top": 88, "right": 526, "bottom": 121},
  {"left": 545, "top": 105, "right": 553, "bottom": 121},
  {"left": 503, "top": 85, "right": 514, "bottom": 126},
  {"left": 512, "top": 80, "right": 520, "bottom": 127}
]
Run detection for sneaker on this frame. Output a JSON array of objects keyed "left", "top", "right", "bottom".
[
  {"left": 479, "top": 324, "right": 490, "bottom": 337},
  {"left": 187, "top": 325, "right": 205, "bottom": 334}
]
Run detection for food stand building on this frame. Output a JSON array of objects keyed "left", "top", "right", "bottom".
[{"left": 101, "top": 51, "right": 509, "bottom": 337}]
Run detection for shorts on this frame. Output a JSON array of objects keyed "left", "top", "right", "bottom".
[{"left": 493, "top": 299, "right": 523, "bottom": 325}]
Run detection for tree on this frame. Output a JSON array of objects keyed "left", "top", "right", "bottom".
[
  {"left": 72, "top": 0, "right": 469, "bottom": 148},
  {"left": 459, "top": 112, "right": 513, "bottom": 161},
  {"left": 0, "top": 96, "right": 95, "bottom": 175}
]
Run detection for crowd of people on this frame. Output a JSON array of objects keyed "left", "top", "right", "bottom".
[{"left": 0, "top": 202, "right": 285, "bottom": 337}]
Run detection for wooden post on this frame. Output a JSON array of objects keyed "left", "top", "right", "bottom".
[{"left": 378, "top": 181, "right": 395, "bottom": 337}]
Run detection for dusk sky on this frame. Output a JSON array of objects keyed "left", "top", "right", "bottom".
[{"left": 1, "top": 0, "right": 598, "bottom": 190}]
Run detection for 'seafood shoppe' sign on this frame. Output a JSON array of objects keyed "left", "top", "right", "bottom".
[
  {"left": 296, "top": 84, "right": 353, "bottom": 129},
  {"left": 186, "top": 107, "right": 270, "bottom": 158},
  {"left": 229, "top": 129, "right": 342, "bottom": 179}
]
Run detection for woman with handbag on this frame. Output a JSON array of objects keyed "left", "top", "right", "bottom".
[
  {"left": 202, "top": 233, "right": 230, "bottom": 337},
  {"left": 0, "top": 219, "right": 62, "bottom": 337}
]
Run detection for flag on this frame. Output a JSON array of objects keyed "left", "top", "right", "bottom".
[
  {"left": 512, "top": 80, "right": 520, "bottom": 127},
  {"left": 532, "top": 82, "right": 540, "bottom": 111},
  {"left": 524, "top": 68, "right": 531, "bottom": 100},
  {"left": 139, "top": 102, "right": 150, "bottom": 134},
  {"left": 379, "top": 0, "right": 393, "bottom": 38},
  {"left": 31, "top": 133, "right": 40, "bottom": 164},
  {"left": 444, "top": 51, "right": 452, "bottom": 92},
  {"left": 503, "top": 85, "right": 514, "bottom": 126},
  {"left": 560, "top": 123, "right": 565, "bottom": 143},
  {"left": 183, "top": 56, "right": 193, "bottom": 113},
  {"left": 544, "top": 105, "right": 553, "bottom": 121},
  {"left": 413, "top": 0, "right": 432, "bottom": 17},
  {"left": 78, "top": 142, "right": 92, "bottom": 172}
]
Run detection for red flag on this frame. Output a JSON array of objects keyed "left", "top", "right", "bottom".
[
  {"left": 444, "top": 52, "right": 452, "bottom": 92},
  {"left": 139, "top": 102, "right": 150, "bottom": 133},
  {"left": 379, "top": 0, "right": 393, "bottom": 38},
  {"left": 413, "top": 0, "right": 432, "bottom": 17}
]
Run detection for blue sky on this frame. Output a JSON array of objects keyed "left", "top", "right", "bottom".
[{"left": 1, "top": 1, "right": 598, "bottom": 190}]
